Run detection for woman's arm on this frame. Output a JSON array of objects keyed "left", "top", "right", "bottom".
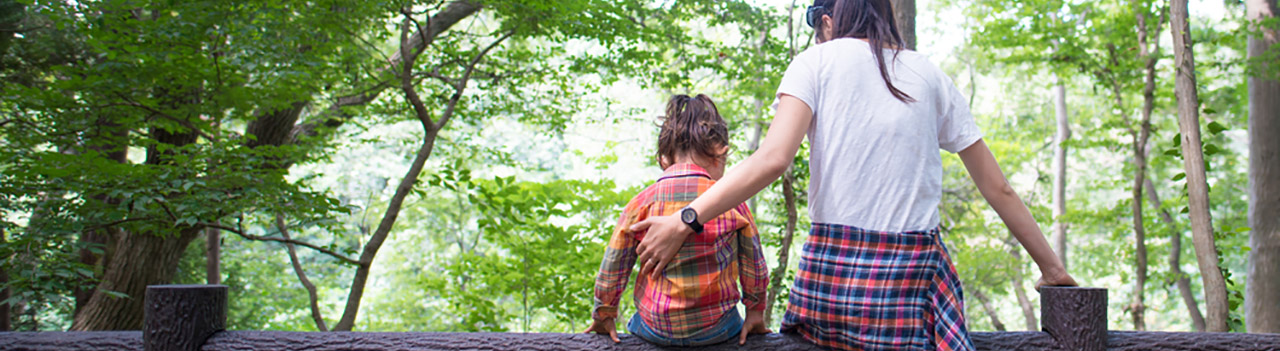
[
  {"left": 631, "top": 95, "right": 813, "bottom": 278},
  {"left": 958, "top": 139, "right": 1077, "bottom": 288}
]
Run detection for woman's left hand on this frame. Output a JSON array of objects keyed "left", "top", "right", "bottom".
[{"left": 631, "top": 214, "right": 693, "bottom": 279}]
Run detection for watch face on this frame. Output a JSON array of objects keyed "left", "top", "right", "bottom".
[{"left": 681, "top": 208, "right": 697, "bottom": 223}]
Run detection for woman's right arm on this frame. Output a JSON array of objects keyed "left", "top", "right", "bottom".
[
  {"left": 958, "top": 139, "right": 1077, "bottom": 288},
  {"left": 631, "top": 95, "right": 813, "bottom": 278}
]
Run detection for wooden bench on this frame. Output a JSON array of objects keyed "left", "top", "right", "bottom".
[{"left": 1, "top": 285, "right": 1278, "bottom": 350}]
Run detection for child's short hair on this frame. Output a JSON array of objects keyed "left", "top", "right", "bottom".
[{"left": 657, "top": 94, "right": 730, "bottom": 169}]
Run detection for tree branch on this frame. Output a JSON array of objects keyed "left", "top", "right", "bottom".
[
  {"left": 388, "top": 1, "right": 482, "bottom": 65},
  {"left": 200, "top": 222, "right": 360, "bottom": 265},
  {"left": 399, "top": 15, "right": 436, "bottom": 129},
  {"left": 276, "top": 214, "right": 329, "bottom": 332},
  {"left": 435, "top": 30, "right": 516, "bottom": 131},
  {"left": 113, "top": 94, "right": 214, "bottom": 141},
  {"left": 286, "top": 1, "right": 483, "bottom": 140}
]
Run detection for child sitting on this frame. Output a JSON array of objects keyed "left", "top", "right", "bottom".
[{"left": 585, "top": 94, "right": 770, "bottom": 346}]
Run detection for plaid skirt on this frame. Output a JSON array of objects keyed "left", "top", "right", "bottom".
[{"left": 781, "top": 223, "right": 974, "bottom": 351}]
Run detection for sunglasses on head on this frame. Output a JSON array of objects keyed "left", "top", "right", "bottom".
[{"left": 805, "top": 5, "right": 828, "bottom": 28}]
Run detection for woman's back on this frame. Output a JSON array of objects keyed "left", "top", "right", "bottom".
[{"left": 776, "top": 38, "right": 981, "bottom": 233}]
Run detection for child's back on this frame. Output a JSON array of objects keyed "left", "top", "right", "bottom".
[{"left": 588, "top": 94, "right": 769, "bottom": 346}]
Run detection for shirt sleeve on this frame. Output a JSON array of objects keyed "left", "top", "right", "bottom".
[
  {"left": 936, "top": 72, "right": 983, "bottom": 153},
  {"left": 772, "top": 50, "right": 819, "bottom": 114},
  {"left": 592, "top": 202, "right": 642, "bottom": 321},
  {"left": 735, "top": 204, "right": 769, "bottom": 312}
]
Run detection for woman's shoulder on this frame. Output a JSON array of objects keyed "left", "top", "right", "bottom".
[{"left": 889, "top": 50, "right": 955, "bottom": 86}]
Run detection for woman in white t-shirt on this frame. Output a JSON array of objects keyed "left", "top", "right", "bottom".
[{"left": 628, "top": 0, "right": 1078, "bottom": 349}]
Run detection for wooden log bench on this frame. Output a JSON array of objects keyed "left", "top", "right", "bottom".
[{"left": 1, "top": 285, "right": 1278, "bottom": 350}]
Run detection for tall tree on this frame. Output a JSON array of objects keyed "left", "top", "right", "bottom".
[
  {"left": 1170, "top": 0, "right": 1230, "bottom": 332},
  {"left": 1128, "top": 2, "right": 1166, "bottom": 331},
  {"left": 56, "top": 1, "right": 479, "bottom": 330},
  {"left": 1051, "top": 83, "right": 1070, "bottom": 271},
  {"left": 763, "top": 1, "right": 802, "bottom": 326},
  {"left": 970, "top": 288, "right": 1006, "bottom": 331},
  {"left": 0, "top": 228, "right": 8, "bottom": 332},
  {"left": 327, "top": 12, "right": 510, "bottom": 331},
  {"left": 1147, "top": 177, "right": 1207, "bottom": 331},
  {"left": 765, "top": 169, "right": 799, "bottom": 325},
  {"left": 1246, "top": 0, "right": 1280, "bottom": 334},
  {"left": 205, "top": 228, "right": 219, "bottom": 285},
  {"left": 1007, "top": 243, "right": 1038, "bottom": 331},
  {"left": 891, "top": 0, "right": 916, "bottom": 50}
]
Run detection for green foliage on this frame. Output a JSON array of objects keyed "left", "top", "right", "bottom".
[
  {"left": 0, "top": 0, "right": 1265, "bottom": 334},
  {"left": 393, "top": 163, "right": 634, "bottom": 332}
]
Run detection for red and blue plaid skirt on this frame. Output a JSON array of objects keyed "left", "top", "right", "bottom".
[{"left": 781, "top": 223, "right": 974, "bottom": 351}]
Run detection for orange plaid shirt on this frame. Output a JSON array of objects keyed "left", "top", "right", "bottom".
[{"left": 592, "top": 163, "right": 768, "bottom": 338}]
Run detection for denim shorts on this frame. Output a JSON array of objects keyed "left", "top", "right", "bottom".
[{"left": 627, "top": 309, "right": 743, "bottom": 347}]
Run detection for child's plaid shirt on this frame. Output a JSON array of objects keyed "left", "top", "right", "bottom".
[{"left": 592, "top": 163, "right": 769, "bottom": 339}]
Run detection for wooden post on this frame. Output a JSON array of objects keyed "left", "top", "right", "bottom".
[
  {"left": 1041, "top": 286, "right": 1107, "bottom": 351},
  {"left": 144, "top": 285, "right": 227, "bottom": 351}
]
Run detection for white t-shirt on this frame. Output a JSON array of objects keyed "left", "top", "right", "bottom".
[{"left": 774, "top": 38, "right": 982, "bottom": 233}]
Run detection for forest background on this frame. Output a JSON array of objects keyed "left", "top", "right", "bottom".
[{"left": 1, "top": 0, "right": 1278, "bottom": 336}]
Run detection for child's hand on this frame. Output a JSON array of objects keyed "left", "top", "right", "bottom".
[
  {"left": 738, "top": 310, "right": 772, "bottom": 345},
  {"left": 583, "top": 318, "right": 620, "bottom": 343}
]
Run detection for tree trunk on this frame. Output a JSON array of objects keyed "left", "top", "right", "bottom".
[
  {"left": 74, "top": 229, "right": 111, "bottom": 317},
  {"left": 206, "top": 228, "right": 220, "bottom": 285},
  {"left": 972, "top": 288, "right": 1007, "bottom": 331},
  {"left": 1246, "top": 0, "right": 1280, "bottom": 334},
  {"left": 1146, "top": 177, "right": 1207, "bottom": 331},
  {"left": 1129, "top": 127, "right": 1150, "bottom": 332},
  {"left": 1170, "top": 0, "right": 1230, "bottom": 332},
  {"left": 1, "top": 227, "right": 9, "bottom": 332},
  {"left": 328, "top": 110, "right": 440, "bottom": 332},
  {"left": 1008, "top": 241, "right": 1038, "bottom": 331},
  {"left": 245, "top": 102, "right": 308, "bottom": 149},
  {"left": 890, "top": 0, "right": 916, "bottom": 50},
  {"left": 764, "top": 169, "right": 798, "bottom": 325},
  {"left": 70, "top": 228, "right": 202, "bottom": 330},
  {"left": 74, "top": 101, "right": 198, "bottom": 330},
  {"left": 1051, "top": 83, "right": 1070, "bottom": 270},
  {"left": 1129, "top": 7, "right": 1164, "bottom": 331},
  {"left": 762, "top": 6, "right": 798, "bottom": 326},
  {"left": 277, "top": 215, "right": 327, "bottom": 331},
  {"left": 746, "top": 24, "right": 768, "bottom": 213},
  {"left": 77, "top": 122, "right": 129, "bottom": 318}
]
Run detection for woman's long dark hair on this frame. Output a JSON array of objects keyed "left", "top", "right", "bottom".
[{"left": 814, "top": 0, "right": 915, "bottom": 103}]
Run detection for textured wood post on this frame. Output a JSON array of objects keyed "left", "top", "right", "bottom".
[
  {"left": 144, "top": 285, "right": 227, "bottom": 351},
  {"left": 1041, "top": 286, "right": 1107, "bottom": 351}
]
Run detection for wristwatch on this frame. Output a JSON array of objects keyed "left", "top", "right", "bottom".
[{"left": 679, "top": 206, "right": 704, "bottom": 234}]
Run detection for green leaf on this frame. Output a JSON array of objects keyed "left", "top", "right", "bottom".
[
  {"left": 1204, "top": 144, "right": 1222, "bottom": 155},
  {"left": 1172, "top": 133, "right": 1182, "bottom": 147},
  {"left": 1208, "top": 121, "right": 1227, "bottom": 135},
  {"left": 1172, "top": 172, "right": 1186, "bottom": 181}
]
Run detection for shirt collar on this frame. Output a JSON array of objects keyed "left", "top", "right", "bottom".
[{"left": 658, "top": 163, "right": 713, "bottom": 181}]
